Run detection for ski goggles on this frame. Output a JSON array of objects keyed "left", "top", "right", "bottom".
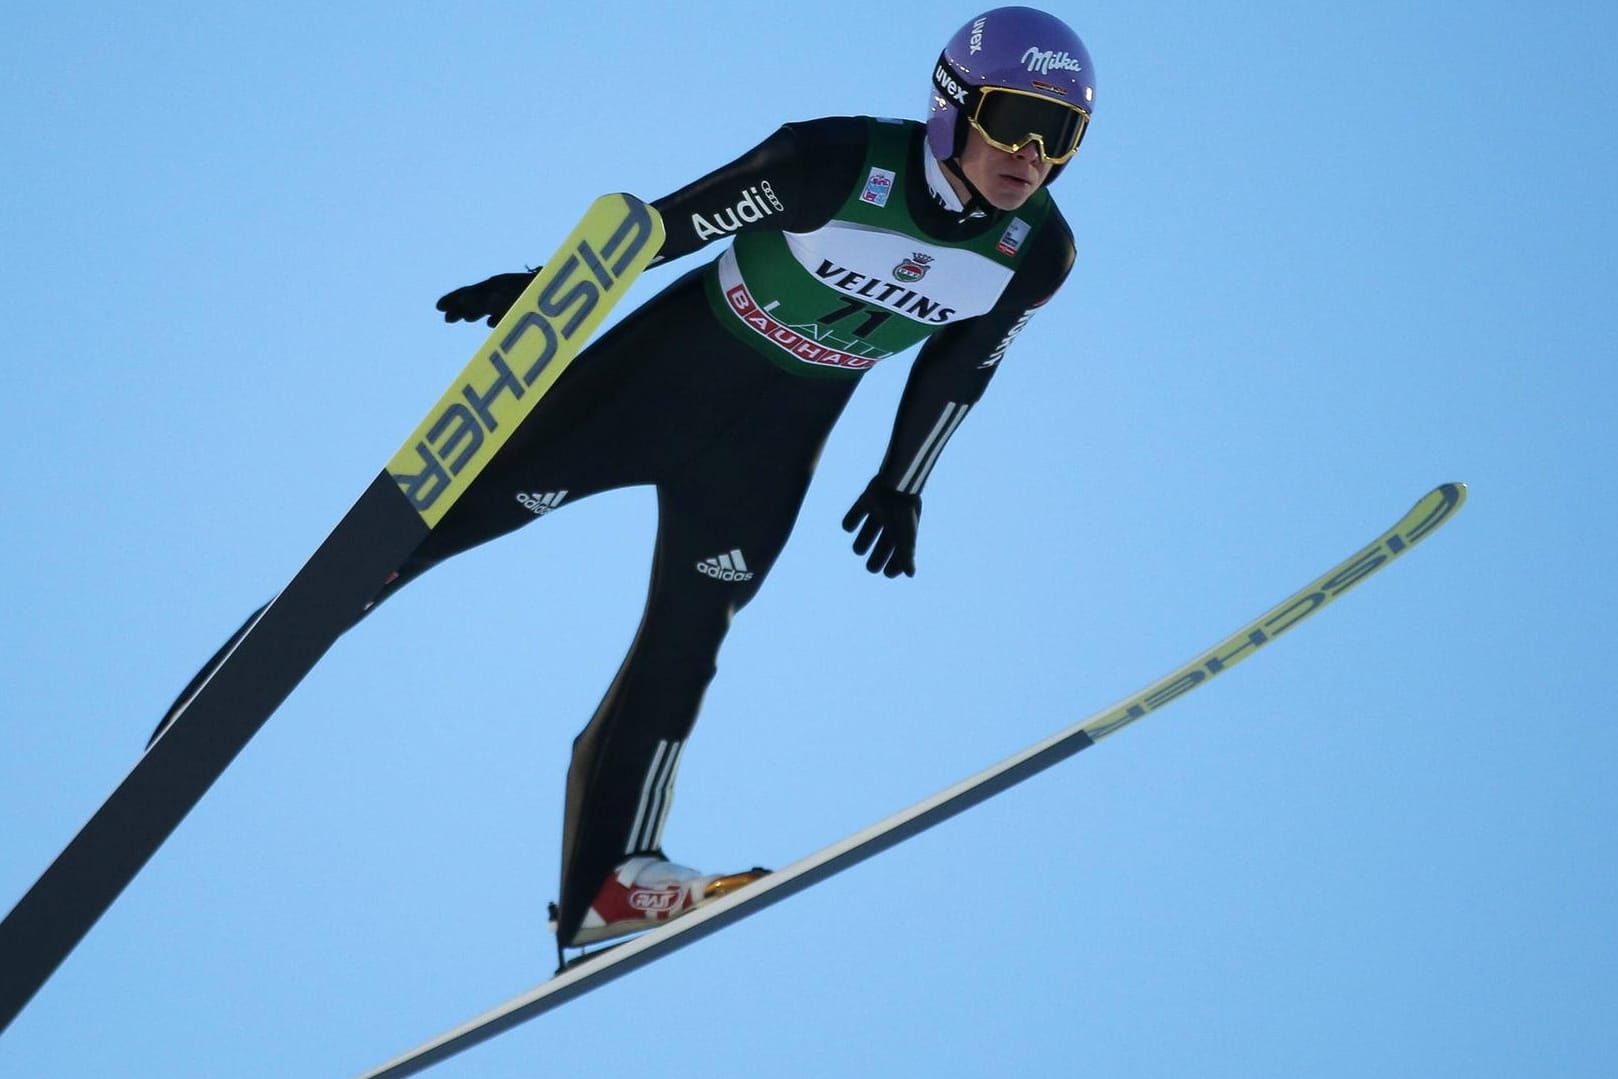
[{"left": 966, "top": 85, "right": 1091, "bottom": 164}]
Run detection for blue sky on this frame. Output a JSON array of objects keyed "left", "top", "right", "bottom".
[{"left": 3, "top": 2, "right": 1615, "bottom": 1076}]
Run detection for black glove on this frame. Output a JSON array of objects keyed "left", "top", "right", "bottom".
[
  {"left": 842, "top": 478, "right": 922, "bottom": 578},
  {"left": 435, "top": 269, "right": 539, "bottom": 327}
]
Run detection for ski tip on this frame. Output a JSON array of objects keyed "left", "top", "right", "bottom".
[
  {"left": 1390, "top": 483, "right": 1467, "bottom": 550},
  {"left": 1420, "top": 481, "right": 1467, "bottom": 520}
]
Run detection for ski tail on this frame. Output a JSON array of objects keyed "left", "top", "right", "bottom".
[{"left": 0, "top": 194, "right": 665, "bottom": 1037}]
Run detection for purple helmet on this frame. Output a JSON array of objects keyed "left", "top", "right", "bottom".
[{"left": 927, "top": 6, "right": 1096, "bottom": 167}]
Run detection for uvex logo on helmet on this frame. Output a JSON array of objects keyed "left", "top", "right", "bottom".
[{"left": 933, "top": 64, "right": 969, "bottom": 105}]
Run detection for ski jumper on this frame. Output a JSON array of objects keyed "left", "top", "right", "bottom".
[
  {"left": 405, "top": 116, "right": 1074, "bottom": 942},
  {"left": 175, "top": 116, "right": 1075, "bottom": 945}
]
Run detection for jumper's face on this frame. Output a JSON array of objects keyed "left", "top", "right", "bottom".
[{"left": 954, "top": 127, "right": 1053, "bottom": 211}]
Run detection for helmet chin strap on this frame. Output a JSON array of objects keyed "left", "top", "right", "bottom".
[{"left": 942, "top": 156, "right": 995, "bottom": 220}]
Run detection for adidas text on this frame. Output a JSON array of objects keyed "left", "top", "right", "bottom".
[
  {"left": 515, "top": 490, "right": 568, "bottom": 516},
  {"left": 697, "top": 550, "right": 755, "bottom": 582}
]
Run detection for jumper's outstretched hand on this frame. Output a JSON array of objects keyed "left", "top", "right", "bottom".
[
  {"left": 435, "top": 270, "right": 539, "bottom": 327},
  {"left": 842, "top": 479, "right": 921, "bottom": 578}
]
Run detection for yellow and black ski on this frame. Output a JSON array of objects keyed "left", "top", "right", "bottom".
[
  {"left": 0, "top": 194, "right": 664, "bottom": 1034},
  {"left": 358, "top": 484, "right": 1466, "bottom": 1079}
]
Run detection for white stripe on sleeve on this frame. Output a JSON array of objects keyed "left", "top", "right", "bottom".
[{"left": 897, "top": 402, "right": 970, "bottom": 495}]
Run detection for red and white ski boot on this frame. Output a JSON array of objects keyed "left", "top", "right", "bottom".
[{"left": 568, "top": 856, "right": 768, "bottom": 947}]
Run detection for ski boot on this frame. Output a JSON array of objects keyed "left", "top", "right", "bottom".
[{"left": 565, "top": 855, "right": 769, "bottom": 948}]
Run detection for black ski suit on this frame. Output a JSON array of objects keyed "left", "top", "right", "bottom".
[{"left": 169, "top": 115, "right": 1075, "bottom": 946}]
